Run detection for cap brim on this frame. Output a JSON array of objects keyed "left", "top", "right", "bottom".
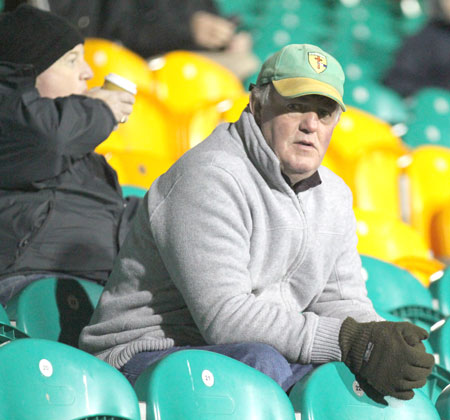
[{"left": 273, "top": 77, "right": 346, "bottom": 111}]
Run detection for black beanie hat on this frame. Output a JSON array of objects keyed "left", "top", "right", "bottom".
[{"left": 0, "top": 4, "right": 84, "bottom": 75}]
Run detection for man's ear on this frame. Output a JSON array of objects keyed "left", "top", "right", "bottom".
[{"left": 249, "top": 92, "right": 261, "bottom": 125}]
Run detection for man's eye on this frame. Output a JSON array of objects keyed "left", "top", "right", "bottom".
[
  {"left": 287, "top": 104, "right": 305, "bottom": 112},
  {"left": 318, "top": 109, "right": 332, "bottom": 119}
]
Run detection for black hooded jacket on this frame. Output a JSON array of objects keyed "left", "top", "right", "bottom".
[{"left": 0, "top": 62, "right": 141, "bottom": 282}]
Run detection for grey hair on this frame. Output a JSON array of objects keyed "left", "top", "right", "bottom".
[{"left": 250, "top": 83, "right": 273, "bottom": 108}]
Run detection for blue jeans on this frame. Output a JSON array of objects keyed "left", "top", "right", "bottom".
[{"left": 120, "top": 342, "right": 314, "bottom": 391}]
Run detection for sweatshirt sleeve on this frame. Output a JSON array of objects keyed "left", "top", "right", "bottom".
[
  {"left": 306, "top": 186, "right": 382, "bottom": 361},
  {"left": 149, "top": 163, "right": 344, "bottom": 364}
]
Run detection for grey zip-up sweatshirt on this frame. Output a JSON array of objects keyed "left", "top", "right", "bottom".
[{"left": 79, "top": 108, "right": 379, "bottom": 369}]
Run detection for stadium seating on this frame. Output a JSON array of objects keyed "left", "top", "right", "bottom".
[
  {"left": 121, "top": 185, "right": 147, "bottom": 198},
  {"left": 436, "top": 384, "right": 450, "bottom": 420},
  {"left": 430, "top": 200, "right": 450, "bottom": 262},
  {"left": 102, "top": 148, "right": 176, "bottom": 189},
  {"left": 0, "top": 338, "right": 141, "bottom": 420},
  {"left": 0, "top": 304, "right": 28, "bottom": 344},
  {"left": 402, "top": 145, "right": 450, "bottom": 249},
  {"left": 84, "top": 37, "right": 153, "bottom": 94},
  {"left": 352, "top": 149, "right": 404, "bottom": 219},
  {"left": 134, "top": 349, "right": 296, "bottom": 420},
  {"left": 361, "top": 255, "right": 443, "bottom": 330},
  {"left": 288, "top": 362, "right": 440, "bottom": 419},
  {"left": 5, "top": 277, "right": 103, "bottom": 347},
  {"left": 429, "top": 267, "right": 450, "bottom": 317},
  {"left": 429, "top": 318, "right": 450, "bottom": 371},
  {"left": 327, "top": 106, "right": 407, "bottom": 191},
  {"left": 354, "top": 208, "right": 441, "bottom": 286},
  {"left": 403, "top": 88, "right": 450, "bottom": 148},
  {"left": 344, "top": 79, "right": 408, "bottom": 125},
  {"left": 94, "top": 92, "right": 178, "bottom": 163}
]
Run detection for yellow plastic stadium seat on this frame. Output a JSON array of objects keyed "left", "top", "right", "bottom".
[
  {"left": 84, "top": 37, "right": 153, "bottom": 93},
  {"left": 103, "top": 149, "right": 176, "bottom": 189},
  {"left": 431, "top": 201, "right": 450, "bottom": 262},
  {"left": 321, "top": 152, "right": 342, "bottom": 176},
  {"left": 393, "top": 256, "right": 445, "bottom": 288},
  {"left": 352, "top": 149, "right": 405, "bottom": 220},
  {"left": 354, "top": 208, "right": 436, "bottom": 286},
  {"left": 148, "top": 50, "right": 244, "bottom": 115},
  {"left": 221, "top": 92, "right": 250, "bottom": 123},
  {"left": 403, "top": 145, "right": 450, "bottom": 248},
  {"left": 329, "top": 106, "right": 407, "bottom": 190},
  {"left": 96, "top": 92, "right": 177, "bottom": 160}
]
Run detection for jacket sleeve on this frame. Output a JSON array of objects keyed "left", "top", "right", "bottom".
[
  {"left": 99, "top": 0, "right": 220, "bottom": 57},
  {"left": 0, "top": 89, "right": 116, "bottom": 187},
  {"left": 149, "top": 164, "right": 345, "bottom": 365},
  {"left": 20, "top": 89, "right": 116, "bottom": 158}
]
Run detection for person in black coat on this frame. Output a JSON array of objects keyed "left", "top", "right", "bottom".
[
  {"left": 383, "top": 0, "right": 450, "bottom": 96},
  {"left": 0, "top": 5, "right": 138, "bottom": 303},
  {"left": 45, "top": 0, "right": 259, "bottom": 80}
]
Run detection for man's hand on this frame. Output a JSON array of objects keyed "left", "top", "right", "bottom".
[
  {"left": 191, "top": 11, "right": 236, "bottom": 50},
  {"left": 339, "top": 317, "right": 434, "bottom": 404},
  {"left": 85, "top": 87, "right": 135, "bottom": 127}
]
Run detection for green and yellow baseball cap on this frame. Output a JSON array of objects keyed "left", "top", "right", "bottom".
[{"left": 255, "top": 44, "right": 346, "bottom": 111}]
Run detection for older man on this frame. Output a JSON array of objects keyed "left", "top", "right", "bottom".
[{"left": 80, "top": 44, "right": 434, "bottom": 402}]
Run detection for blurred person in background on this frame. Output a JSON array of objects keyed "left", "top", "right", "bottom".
[
  {"left": 15, "top": 0, "right": 260, "bottom": 80},
  {"left": 80, "top": 43, "right": 434, "bottom": 403},
  {"left": 383, "top": 0, "right": 450, "bottom": 96},
  {"left": 0, "top": 5, "right": 138, "bottom": 304}
]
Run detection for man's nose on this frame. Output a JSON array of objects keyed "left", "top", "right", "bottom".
[
  {"left": 299, "top": 111, "right": 319, "bottom": 132},
  {"left": 81, "top": 61, "right": 94, "bottom": 81}
]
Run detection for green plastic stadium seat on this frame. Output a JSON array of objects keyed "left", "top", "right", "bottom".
[
  {"left": 0, "top": 338, "right": 140, "bottom": 420},
  {"left": 361, "top": 255, "right": 435, "bottom": 312},
  {"left": 5, "top": 277, "right": 103, "bottom": 347},
  {"left": 429, "top": 318, "right": 450, "bottom": 372},
  {"left": 429, "top": 268, "right": 450, "bottom": 317},
  {"left": 344, "top": 80, "right": 408, "bottom": 124},
  {"left": 134, "top": 349, "right": 295, "bottom": 420},
  {"left": 121, "top": 184, "right": 147, "bottom": 198},
  {"left": 408, "top": 88, "right": 450, "bottom": 123},
  {"left": 0, "top": 304, "right": 9, "bottom": 325},
  {"left": 289, "top": 362, "right": 440, "bottom": 419},
  {"left": 361, "top": 255, "right": 444, "bottom": 330},
  {"left": 0, "top": 304, "right": 28, "bottom": 343},
  {"left": 436, "top": 384, "right": 450, "bottom": 420}
]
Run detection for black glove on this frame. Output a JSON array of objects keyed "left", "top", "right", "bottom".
[{"left": 339, "top": 317, "right": 435, "bottom": 403}]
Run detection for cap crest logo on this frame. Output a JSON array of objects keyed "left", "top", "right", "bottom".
[{"left": 308, "top": 52, "right": 327, "bottom": 73}]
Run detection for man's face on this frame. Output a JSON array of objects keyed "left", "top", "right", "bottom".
[
  {"left": 253, "top": 88, "right": 341, "bottom": 184},
  {"left": 35, "top": 44, "right": 93, "bottom": 98}
]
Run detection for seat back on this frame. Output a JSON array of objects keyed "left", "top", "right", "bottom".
[
  {"left": 429, "top": 267, "right": 450, "bottom": 317},
  {"left": 0, "top": 338, "right": 140, "bottom": 420},
  {"left": 429, "top": 318, "right": 450, "bottom": 371},
  {"left": 289, "top": 362, "right": 440, "bottom": 419},
  {"left": 361, "top": 255, "right": 434, "bottom": 313},
  {"left": 0, "top": 304, "right": 9, "bottom": 325},
  {"left": 134, "top": 349, "right": 295, "bottom": 420},
  {"left": 5, "top": 277, "right": 103, "bottom": 347},
  {"left": 436, "top": 384, "right": 450, "bottom": 420},
  {"left": 0, "top": 304, "right": 28, "bottom": 343}
]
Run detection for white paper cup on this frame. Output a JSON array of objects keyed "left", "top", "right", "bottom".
[{"left": 103, "top": 73, "right": 137, "bottom": 95}]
